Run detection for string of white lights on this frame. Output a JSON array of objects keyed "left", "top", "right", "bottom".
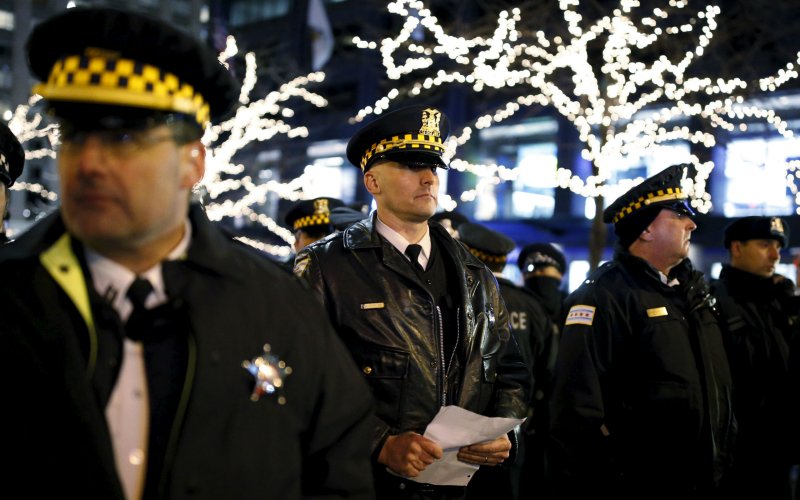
[
  {"left": 9, "top": 7, "right": 800, "bottom": 256},
  {"left": 353, "top": 0, "right": 800, "bottom": 213}
]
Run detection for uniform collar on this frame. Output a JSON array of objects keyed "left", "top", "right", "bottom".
[
  {"left": 85, "top": 219, "right": 191, "bottom": 320},
  {"left": 375, "top": 215, "right": 432, "bottom": 269}
]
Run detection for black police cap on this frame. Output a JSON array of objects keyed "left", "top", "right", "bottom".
[
  {"left": 724, "top": 216, "right": 790, "bottom": 249},
  {"left": 602, "top": 164, "right": 695, "bottom": 225},
  {"left": 346, "top": 105, "right": 450, "bottom": 172},
  {"left": 430, "top": 210, "right": 469, "bottom": 228},
  {"left": 27, "top": 7, "right": 240, "bottom": 128},
  {"left": 0, "top": 122, "right": 24, "bottom": 187},
  {"left": 457, "top": 222, "right": 516, "bottom": 266},
  {"left": 284, "top": 197, "right": 345, "bottom": 231},
  {"left": 517, "top": 243, "right": 567, "bottom": 275},
  {"left": 329, "top": 206, "right": 368, "bottom": 231}
]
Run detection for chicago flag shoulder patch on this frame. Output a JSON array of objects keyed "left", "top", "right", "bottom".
[{"left": 565, "top": 304, "right": 596, "bottom": 326}]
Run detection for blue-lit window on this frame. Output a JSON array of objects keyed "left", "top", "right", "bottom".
[
  {"left": 568, "top": 260, "right": 591, "bottom": 292},
  {"left": 471, "top": 117, "right": 558, "bottom": 220},
  {"left": 722, "top": 137, "right": 797, "bottom": 217},
  {"left": 0, "top": 10, "right": 13, "bottom": 31},
  {"left": 301, "top": 159, "right": 358, "bottom": 201},
  {"left": 229, "top": 0, "right": 292, "bottom": 26},
  {"left": 511, "top": 143, "right": 557, "bottom": 219}
]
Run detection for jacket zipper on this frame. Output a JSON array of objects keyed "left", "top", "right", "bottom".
[
  {"left": 438, "top": 306, "right": 461, "bottom": 406},
  {"left": 437, "top": 305, "right": 446, "bottom": 406}
]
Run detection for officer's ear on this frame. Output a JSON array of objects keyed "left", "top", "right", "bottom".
[
  {"left": 729, "top": 240, "right": 743, "bottom": 260},
  {"left": 181, "top": 140, "right": 205, "bottom": 189},
  {"left": 364, "top": 168, "right": 381, "bottom": 196}
]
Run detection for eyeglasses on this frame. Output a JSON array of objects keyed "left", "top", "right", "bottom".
[{"left": 57, "top": 128, "right": 177, "bottom": 159}]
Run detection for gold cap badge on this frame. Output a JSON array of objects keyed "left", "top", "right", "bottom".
[{"left": 420, "top": 108, "right": 441, "bottom": 137}]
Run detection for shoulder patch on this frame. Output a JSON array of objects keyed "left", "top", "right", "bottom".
[
  {"left": 293, "top": 253, "right": 310, "bottom": 276},
  {"left": 565, "top": 304, "right": 596, "bottom": 326}
]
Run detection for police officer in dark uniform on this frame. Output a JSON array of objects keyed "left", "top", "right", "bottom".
[
  {"left": 517, "top": 243, "right": 568, "bottom": 322},
  {"left": 285, "top": 196, "right": 345, "bottom": 253},
  {"left": 457, "top": 222, "right": 558, "bottom": 500},
  {"left": 0, "top": 7, "right": 374, "bottom": 499},
  {"left": 0, "top": 122, "right": 25, "bottom": 243},
  {"left": 281, "top": 196, "right": 344, "bottom": 270},
  {"left": 295, "top": 105, "right": 530, "bottom": 500},
  {"left": 549, "top": 164, "right": 735, "bottom": 500},
  {"left": 712, "top": 216, "right": 800, "bottom": 499}
]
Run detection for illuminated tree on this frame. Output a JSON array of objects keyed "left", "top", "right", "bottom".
[{"left": 352, "top": 0, "right": 800, "bottom": 268}]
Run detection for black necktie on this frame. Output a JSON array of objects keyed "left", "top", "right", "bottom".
[
  {"left": 405, "top": 244, "right": 424, "bottom": 272},
  {"left": 125, "top": 277, "right": 154, "bottom": 341}
]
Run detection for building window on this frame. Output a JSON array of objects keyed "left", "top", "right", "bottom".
[
  {"left": 0, "top": 10, "right": 13, "bottom": 31},
  {"left": 721, "top": 136, "right": 797, "bottom": 217},
  {"left": 229, "top": 0, "right": 292, "bottom": 26},
  {"left": 511, "top": 143, "right": 558, "bottom": 219},
  {"left": 303, "top": 159, "right": 358, "bottom": 201},
  {"left": 472, "top": 117, "right": 559, "bottom": 220}
]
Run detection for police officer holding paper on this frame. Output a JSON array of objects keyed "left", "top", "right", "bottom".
[{"left": 295, "top": 105, "right": 530, "bottom": 499}]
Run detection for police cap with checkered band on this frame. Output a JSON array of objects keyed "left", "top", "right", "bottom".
[
  {"left": 603, "top": 164, "right": 696, "bottom": 248},
  {"left": 457, "top": 222, "right": 516, "bottom": 267},
  {"left": 284, "top": 197, "right": 345, "bottom": 233},
  {"left": 346, "top": 105, "right": 450, "bottom": 173},
  {"left": 26, "top": 6, "right": 240, "bottom": 130}
]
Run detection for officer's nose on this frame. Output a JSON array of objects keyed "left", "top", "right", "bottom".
[{"left": 420, "top": 166, "right": 438, "bottom": 185}]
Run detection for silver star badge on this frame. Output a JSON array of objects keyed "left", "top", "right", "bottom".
[{"left": 242, "top": 344, "right": 292, "bottom": 404}]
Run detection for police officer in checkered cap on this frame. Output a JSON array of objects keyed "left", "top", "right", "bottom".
[
  {"left": 549, "top": 164, "right": 735, "bottom": 499},
  {"left": 0, "top": 7, "right": 374, "bottom": 499},
  {"left": 284, "top": 196, "right": 345, "bottom": 253},
  {"left": 295, "top": 105, "right": 530, "bottom": 498},
  {"left": 0, "top": 121, "right": 24, "bottom": 243},
  {"left": 278, "top": 196, "right": 345, "bottom": 272}
]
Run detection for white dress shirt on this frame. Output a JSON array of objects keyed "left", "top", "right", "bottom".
[{"left": 86, "top": 220, "right": 191, "bottom": 500}]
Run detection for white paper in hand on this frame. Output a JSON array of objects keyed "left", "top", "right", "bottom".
[{"left": 408, "top": 405, "right": 525, "bottom": 486}]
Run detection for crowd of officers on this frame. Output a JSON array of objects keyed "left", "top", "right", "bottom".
[
  {"left": 0, "top": 5, "right": 798, "bottom": 500},
  {"left": 278, "top": 159, "right": 800, "bottom": 500}
]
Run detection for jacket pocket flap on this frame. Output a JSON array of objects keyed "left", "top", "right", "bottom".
[{"left": 355, "top": 346, "right": 410, "bottom": 380}]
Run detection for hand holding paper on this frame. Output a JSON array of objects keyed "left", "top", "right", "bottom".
[{"left": 406, "top": 405, "right": 525, "bottom": 486}]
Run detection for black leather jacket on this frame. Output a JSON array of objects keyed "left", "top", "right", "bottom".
[{"left": 295, "top": 214, "right": 530, "bottom": 454}]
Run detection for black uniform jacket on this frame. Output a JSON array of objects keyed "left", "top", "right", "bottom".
[
  {"left": 712, "top": 265, "right": 799, "bottom": 497},
  {"left": 294, "top": 214, "right": 530, "bottom": 456},
  {"left": 496, "top": 276, "right": 557, "bottom": 412},
  {"left": 549, "top": 250, "right": 736, "bottom": 499},
  {"left": 0, "top": 205, "right": 375, "bottom": 500}
]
